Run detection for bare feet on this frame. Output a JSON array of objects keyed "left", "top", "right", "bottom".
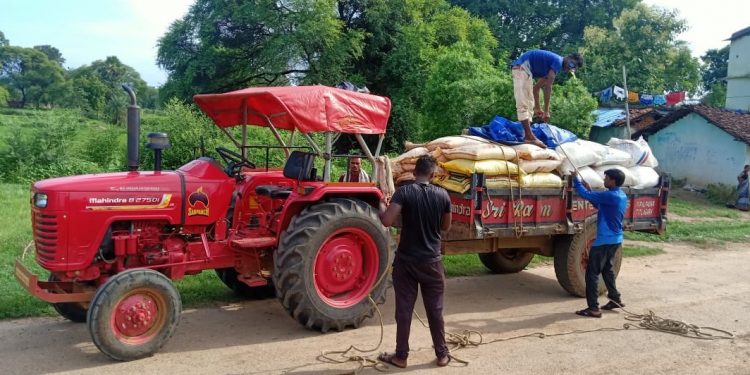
[{"left": 524, "top": 138, "right": 547, "bottom": 149}]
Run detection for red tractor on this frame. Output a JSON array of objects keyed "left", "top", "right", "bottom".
[{"left": 15, "top": 86, "right": 393, "bottom": 361}]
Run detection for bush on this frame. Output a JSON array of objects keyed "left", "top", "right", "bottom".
[{"left": 705, "top": 183, "right": 735, "bottom": 205}]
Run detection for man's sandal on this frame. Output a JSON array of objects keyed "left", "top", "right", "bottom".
[
  {"left": 378, "top": 352, "right": 407, "bottom": 369},
  {"left": 601, "top": 301, "right": 624, "bottom": 310},
  {"left": 575, "top": 308, "right": 602, "bottom": 318}
]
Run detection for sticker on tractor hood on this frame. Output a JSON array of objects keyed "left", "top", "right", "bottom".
[
  {"left": 109, "top": 186, "right": 161, "bottom": 192},
  {"left": 86, "top": 194, "right": 173, "bottom": 210},
  {"left": 187, "top": 187, "right": 210, "bottom": 217}
]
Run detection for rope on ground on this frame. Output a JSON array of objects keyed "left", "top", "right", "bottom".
[
  {"left": 315, "top": 252, "right": 395, "bottom": 374},
  {"left": 316, "top": 299, "right": 734, "bottom": 374}
]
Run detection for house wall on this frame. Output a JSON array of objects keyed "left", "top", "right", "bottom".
[
  {"left": 589, "top": 126, "right": 628, "bottom": 145},
  {"left": 648, "top": 113, "right": 750, "bottom": 186},
  {"left": 726, "top": 33, "right": 750, "bottom": 111}
]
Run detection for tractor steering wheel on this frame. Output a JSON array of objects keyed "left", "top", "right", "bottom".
[{"left": 216, "top": 147, "right": 256, "bottom": 176}]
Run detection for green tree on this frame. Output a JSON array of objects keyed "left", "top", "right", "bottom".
[
  {"left": 580, "top": 4, "right": 700, "bottom": 94},
  {"left": 422, "top": 45, "right": 513, "bottom": 138},
  {"left": 33, "top": 45, "right": 65, "bottom": 66},
  {"left": 157, "top": 0, "right": 362, "bottom": 101},
  {"left": 699, "top": 46, "right": 728, "bottom": 106},
  {"left": 449, "top": 0, "right": 638, "bottom": 58},
  {"left": 702, "top": 81, "right": 726, "bottom": 107},
  {"left": 0, "top": 46, "right": 65, "bottom": 107},
  {"left": 0, "top": 31, "right": 8, "bottom": 47},
  {"left": 66, "top": 56, "right": 153, "bottom": 123},
  {"left": 0, "top": 85, "right": 9, "bottom": 106},
  {"left": 701, "top": 46, "right": 729, "bottom": 90}
]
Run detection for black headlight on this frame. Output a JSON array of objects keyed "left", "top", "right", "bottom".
[{"left": 33, "top": 192, "right": 48, "bottom": 208}]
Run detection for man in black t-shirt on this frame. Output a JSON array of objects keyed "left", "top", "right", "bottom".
[{"left": 377, "top": 155, "right": 452, "bottom": 368}]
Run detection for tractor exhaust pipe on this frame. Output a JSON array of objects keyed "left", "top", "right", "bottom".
[{"left": 122, "top": 84, "right": 140, "bottom": 171}]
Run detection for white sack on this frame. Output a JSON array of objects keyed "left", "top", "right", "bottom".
[
  {"left": 606, "top": 136, "right": 658, "bottom": 168},
  {"left": 629, "top": 166, "right": 660, "bottom": 189}
]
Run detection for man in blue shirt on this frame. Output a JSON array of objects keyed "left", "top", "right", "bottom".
[
  {"left": 571, "top": 168, "right": 627, "bottom": 318},
  {"left": 512, "top": 50, "right": 583, "bottom": 148}
]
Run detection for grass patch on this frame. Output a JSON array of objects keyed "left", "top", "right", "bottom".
[
  {"left": 669, "top": 196, "right": 739, "bottom": 219},
  {"left": 625, "top": 220, "right": 750, "bottom": 244},
  {"left": 622, "top": 245, "right": 663, "bottom": 257}
]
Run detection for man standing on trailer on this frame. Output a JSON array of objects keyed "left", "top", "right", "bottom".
[
  {"left": 377, "top": 155, "right": 452, "bottom": 368},
  {"left": 511, "top": 49, "right": 583, "bottom": 148},
  {"left": 571, "top": 168, "right": 627, "bottom": 318}
]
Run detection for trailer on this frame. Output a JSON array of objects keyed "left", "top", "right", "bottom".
[{"left": 439, "top": 173, "right": 669, "bottom": 296}]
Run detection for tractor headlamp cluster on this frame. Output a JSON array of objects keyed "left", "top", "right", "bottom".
[{"left": 33, "top": 192, "right": 48, "bottom": 208}]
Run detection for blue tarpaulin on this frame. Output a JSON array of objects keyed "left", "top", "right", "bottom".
[{"left": 468, "top": 116, "right": 578, "bottom": 148}]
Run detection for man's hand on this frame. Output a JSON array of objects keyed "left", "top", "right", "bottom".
[{"left": 570, "top": 170, "right": 590, "bottom": 190}]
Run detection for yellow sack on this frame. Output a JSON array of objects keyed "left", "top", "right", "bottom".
[
  {"left": 522, "top": 173, "right": 563, "bottom": 188},
  {"left": 441, "top": 144, "right": 517, "bottom": 161},
  {"left": 432, "top": 172, "right": 471, "bottom": 193},
  {"left": 485, "top": 176, "right": 521, "bottom": 189},
  {"left": 441, "top": 159, "right": 522, "bottom": 176}
]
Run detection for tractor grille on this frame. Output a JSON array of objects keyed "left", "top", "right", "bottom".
[{"left": 33, "top": 212, "right": 59, "bottom": 262}]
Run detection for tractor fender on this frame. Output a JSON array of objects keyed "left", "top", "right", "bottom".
[{"left": 278, "top": 185, "right": 384, "bottom": 231}]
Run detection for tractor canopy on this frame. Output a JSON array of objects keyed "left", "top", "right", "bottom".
[{"left": 193, "top": 86, "right": 391, "bottom": 134}]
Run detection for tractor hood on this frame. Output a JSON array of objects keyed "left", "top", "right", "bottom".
[{"left": 34, "top": 171, "right": 180, "bottom": 193}]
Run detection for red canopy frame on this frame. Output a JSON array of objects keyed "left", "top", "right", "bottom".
[{"left": 193, "top": 86, "right": 391, "bottom": 182}]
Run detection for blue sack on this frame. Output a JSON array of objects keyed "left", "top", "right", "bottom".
[{"left": 468, "top": 115, "right": 578, "bottom": 148}]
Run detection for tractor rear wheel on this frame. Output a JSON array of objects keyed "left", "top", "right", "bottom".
[
  {"left": 553, "top": 221, "right": 622, "bottom": 297},
  {"left": 49, "top": 274, "right": 91, "bottom": 323},
  {"left": 87, "top": 269, "right": 181, "bottom": 361},
  {"left": 273, "top": 198, "right": 390, "bottom": 332},
  {"left": 478, "top": 249, "right": 535, "bottom": 274},
  {"left": 215, "top": 268, "right": 276, "bottom": 299}
]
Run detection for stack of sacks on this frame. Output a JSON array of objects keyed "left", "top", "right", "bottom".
[
  {"left": 433, "top": 136, "right": 522, "bottom": 193},
  {"left": 512, "top": 143, "right": 564, "bottom": 189},
  {"left": 391, "top": 146, "right": 433, "bottom": 185},
  {"left": 555, "top": 137, "right": 661, "bottom": 189}
]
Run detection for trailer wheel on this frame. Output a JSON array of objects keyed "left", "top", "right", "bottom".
[
  {"left": 478, "top": 250, "right": 535, "bottom": 274},
  {"left": 273, "top": 198, "right": 390, "bottom": 333},
  {"left": 87, "top": 269, "right": 181, "bottom": 361},
  {"left": 49, "top": 274, "right": 91, "bottom": 323},
  {"left": 553, "top": 221, "right": 622, "bottom": 297},
  {"left": 215, "top": 268, "right": 276, "bottom": 299}
]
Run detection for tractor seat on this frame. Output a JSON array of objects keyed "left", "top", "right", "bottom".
[{"left": 255, "top": 185, "right": 293, "bottom": 199}]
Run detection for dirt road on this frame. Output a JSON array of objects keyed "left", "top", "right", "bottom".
[{"left": 2, "top": 241, "right": 749, "bottom": 375}]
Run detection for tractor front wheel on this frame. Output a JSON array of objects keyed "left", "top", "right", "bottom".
[
  {"left": 273, "top": 198, "right": 390, "bottom": 332},
  {"left": 87, "top": 269, "right": 181, "bottom": 361}
]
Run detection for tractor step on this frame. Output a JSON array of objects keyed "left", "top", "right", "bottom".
[
  {"left": 238, "top": 276, "right": 268, "bottom": 287},
  {"left": 231, "top": 237, "right": 277, "bottom": 249}
]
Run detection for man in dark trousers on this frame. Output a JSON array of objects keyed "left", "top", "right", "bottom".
[
  {"left": 571, "top": 168, "right": 627, "bottom": 318},
  {"left": 512, "top": 49, "right": 583, "bottom": 148},
  {"left": 377, "top": 155, "right": 452, "bottom": 368}
]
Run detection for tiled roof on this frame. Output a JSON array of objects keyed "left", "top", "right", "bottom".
[{"left": 633, "top": 105, "right": 750, "bottom": 145}]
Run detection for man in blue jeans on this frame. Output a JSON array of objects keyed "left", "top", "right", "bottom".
[{"left": 571, "top": 168, "right": 627, "bottom": 318}]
